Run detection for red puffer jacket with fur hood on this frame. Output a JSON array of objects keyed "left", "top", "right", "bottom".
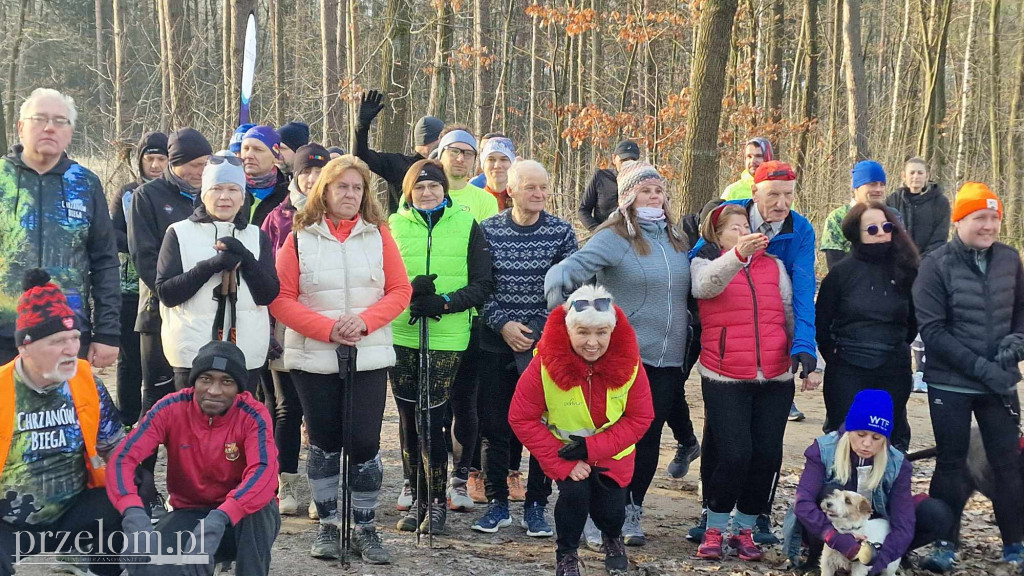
[{"left": 509, "top": 304, "right": 654, "bottom": 487}]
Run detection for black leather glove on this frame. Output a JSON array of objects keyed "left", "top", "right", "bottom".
[
  {"left": 411, "top": 274, "right": 438, "bottom": 297},
  {"left": 410, "top": 294, "right": 447, "bottom": 319},
  {"left": 791, "top": 352, "right": 817, "bottom": 379},
  {"left": 557, "top": 434, "right": 588, "bottom": 461},
  {"left": 182, "top": 509, "right": 230, "bottom": 576},
  {"left": 974, "top": 357, "right": 1020, "bottom": 394},
  {"left": 997, "top": 334, "right": 1024, "bottom": 370},
  {"left": 357, "top": 90, "right": 385, "bottom": 128}
]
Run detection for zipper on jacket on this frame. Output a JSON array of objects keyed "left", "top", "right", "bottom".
[
  {"left": 36, "top": 174, "right": 44, "bottom": 267},
  {"left": 655, "top": 236, "right": 673, "bottom": 366},
  {"left": 743, "top": 266, "right": 763, "bottom": 371},
  {"left": 718, "top": 327, "right": 727, "bottom": 374}
]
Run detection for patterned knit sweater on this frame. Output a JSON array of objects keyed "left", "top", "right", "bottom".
[{"left": 480, "top": 209, "right": 578, "bottom": 351}]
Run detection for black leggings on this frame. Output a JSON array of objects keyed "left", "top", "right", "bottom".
[
  {"left": 927, "top": 386, "right": 1023, "bottom": 545},
  {"left": 270, "top": 370, "right": 304, "bottom": 474},
  {"left": 139, "top": 332, "right": 175, "bottom": 474},
  {"left": 702, "top": 376, "right": 794, "bottom": 515},
  {"left": 447, "top": 320, "right": 481, "bottom": 478},
  {"left": 555, "top": 475, "right": 626, "bottom": 561},
  {"left": 630, "top": 364, "right": 695, "bottom": 505},
  {"left": 291, "top": 368, "right": 388, "bottom": 463},
  {"left": 116, "top": 292, "right": 143, "bottom": 427},
  {"left": 667, "top": 323, "right": 702, "bottom": 445},
  {"left": 823, "top": 354, "right": 912, "bottom": 451}
]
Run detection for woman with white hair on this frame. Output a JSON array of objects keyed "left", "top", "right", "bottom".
[{"left": 509, "top": 285, "right": 653, "bottom": 576}]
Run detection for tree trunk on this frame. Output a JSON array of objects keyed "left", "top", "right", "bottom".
[
  {"left": 767, "top": 0, "right": 785, "bottom": 124},
  {"left": 347, "top": 0, "right": 359, "bottom": 152},
  {"left": 473, "top": 0, "right": 492, "bottom": 136},
  {"left": 490, "top": 0, "right": 516, "bottom": 132},
  {"left": 428, "top": 0, "right": 454, "bottom": 119},
  {"left": 157, "top": 0, "right": 170, "bottom": 130},
  {"left": 271, "top": 0, "right": 283, "bottom": 126},
  {"left": 528, "top": 11, "right": 538, "bottom": 156},
  {"left": 796, "top": 0, "right": 819, "bottom": 188},
  {"left": 222, "top": 0, "right": 232, "bottom": 135},
  {"left": 379, "top": 0, "right": 411, "bottom": 153},
  {"left": 1006, "top": 9, "right": 1024, "bottom": 223},
  {"left": 95, "top": 0, "right": 108, "bottom": 121},
  {"left": 112, "top": 0, "right": 125, "bottom": 140},
  {"left": 825, "top": 0, "right": 843, "bottom": 160},
  {"left": 0, "top": 89, "right": 7, "bottom": 154},
  {"left": 886, "top": 0, "right": 911, "bottom": 160},
  {"left": 678, "top": 0, "right": 739, "bottom": 215},
  {"left": 842, "top": 0, "right": 870, "bottom": 161},
  {"left": 5, "top": 0, "right": 29, "bottom": 136},
  {"left": 321, "top": 0, "right": 341, "bottom": 143},
  {"left": 916, "top": 0, "right": 954, "bottom": 170},
  {"left": 954, "top": 0, "right": 979, "bottom": 184},
  {"left": 987, "top": 0, "right": 1000, "bottom": 184}
]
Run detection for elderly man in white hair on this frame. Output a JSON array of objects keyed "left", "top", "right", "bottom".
[
  {"left": 509, "top": 285, "right": 654, "bottom": 576},
  {"left": 472, "top": 160, "right": 579, "bottom": 537},
  {"left": 0, "top": 88, "right": 121, "bottom": 368}
]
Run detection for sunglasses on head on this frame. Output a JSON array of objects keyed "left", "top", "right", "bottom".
[
  {"left": 570, "top": 297, "right": 612, "bottom": 312},
  {"left": 864, "top": 222, "right": 894, "bottom": 236},
  {"left": 208, "top": 155, "right": 243, "bottom": 167}
]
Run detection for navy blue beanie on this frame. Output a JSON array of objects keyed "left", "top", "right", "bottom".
[
  {"left": 279, "top": 121, "right": 311, "bottom": 151},
  {"left": 844, "top": 390, "right": 894, "bottom": 439},
  {"left": 851, "top": 160, "right": 887, "bottom": 189}
]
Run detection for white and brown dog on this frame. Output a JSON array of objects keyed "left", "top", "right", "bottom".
[{"left": 819, "top": 490, "right": 900, "bottom": 576}]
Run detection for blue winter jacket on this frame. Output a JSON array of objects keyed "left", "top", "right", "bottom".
[{"left": 690, "top": 199, "right": 817, "bottom": 358}]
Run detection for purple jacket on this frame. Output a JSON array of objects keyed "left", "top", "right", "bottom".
[
  {"left": 794, "top": 440, "right": 915, "bottom": 570},
  {"left": 261, "top": 195, "right": 297, "bottom": 254}
]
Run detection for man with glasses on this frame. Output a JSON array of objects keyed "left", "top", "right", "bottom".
[
  {"left": 0, "top": 88, "right": 120, "bottom": 370},
  {"left": 438, "top": 127, "right": 499, "bottom": 223}
]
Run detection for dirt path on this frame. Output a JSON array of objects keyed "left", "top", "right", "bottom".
[{"left": 19, "top": 366, "right": 1022, "bottom": 575}]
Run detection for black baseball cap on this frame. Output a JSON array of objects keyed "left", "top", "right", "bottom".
[{"left": 613, "top": 140, "right": 640, "bottom": 161}]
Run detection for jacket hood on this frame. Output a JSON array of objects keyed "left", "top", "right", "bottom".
[
  {"left": 536, "top": 304, "right": 641, "bottom": 392},
  {"left": 188, "top": 201, "right": 249, "bottom": 229},
  {"left": 5, "top": 144, "right": 75, "bottom": 175},
  {"left": 895, "top": 181, "right": 944, "bottom": 204},
  {"left": 135, "top": 131, "right": 169, "bottom": 180}
]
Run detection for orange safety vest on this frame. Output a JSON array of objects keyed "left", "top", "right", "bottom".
[{"left": 0, "top": 358, "right": 107, "bottom": 488}]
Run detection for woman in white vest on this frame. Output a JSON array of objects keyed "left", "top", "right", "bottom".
[
  {"left": 268, "top": 155, "right": 412, "bottom": 565},
  {"left": 388, "top": 159, "right": 493, "bottom": 536},
  {"left": 155, "top": 151, "right": 279, "bottom": 390}
]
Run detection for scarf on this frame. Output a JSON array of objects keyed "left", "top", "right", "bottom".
[
  {"left": 636, "top": 207, "right": 666, "bottom": 222},
  {"left": 246, "top": 167, "right": 279, "bottom": 200},
  {"left": 288, "top": 180, "right": 308, "bottom": 211},
  {"left": 164, "top": 166, "right": 199, "bottom": 200}
]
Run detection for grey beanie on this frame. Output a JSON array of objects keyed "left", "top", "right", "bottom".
[{"left": 414, "top": 116, "right": 445, "bottom": 147}]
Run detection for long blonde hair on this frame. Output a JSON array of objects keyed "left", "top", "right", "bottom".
[
  {"left": 293, "top": 154, "right": 385, "bottom": 231},
  {"left": 832, "top": 432, "right": 888, "bottom": 491}
]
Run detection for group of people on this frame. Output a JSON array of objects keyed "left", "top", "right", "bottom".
[{"left": 0, "top": 86, "right": 1022, "bottom": 576}]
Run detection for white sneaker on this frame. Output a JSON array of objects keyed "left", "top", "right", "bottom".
[
  {"left": 396, "top": 479, "right": 414, "bottom": 511},
  {"left": 447, "top": 477, "right": 475, "bottom": 512},
  {"left": 278, "top": 472, "right": 301, "bottom": 515},
  {"left": 913, "top": 371, "right": 928, "bottom": 393},
  {"left": 582, "top": 515, "right": 602, "bottom": 551},
  {"left": 308, "top": 498, "right": 319, "bottom": 520}
]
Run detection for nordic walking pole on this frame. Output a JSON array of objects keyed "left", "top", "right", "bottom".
[
  {"left": 336, "top": 344, "right": 357, "bottom": 565},
  {"left": 416, "top": 212, "right": 436, "bottom": 548}
]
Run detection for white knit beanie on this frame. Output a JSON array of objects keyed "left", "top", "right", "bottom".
[
  {"left": 201, "top": 151, "right": 247, "bottom": 202},
  {"left": 564, "top": 285, "right": 617, "bottom": 330}
]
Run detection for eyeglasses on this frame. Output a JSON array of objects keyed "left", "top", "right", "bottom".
[
  {"left": 22, "top": 115, "right": 72, "bottom": 128},
  {"left": 208, "top": 155, "right": 244, "bottom": 167},
  {"left": 443, "top": 147, "right": 477, "bottom": 161},
  {"left": 864, "top": 222, "right": 894, "bottom": 236},
  {"left": 570, "top": 297, "right": 612, "bottom": 312}
]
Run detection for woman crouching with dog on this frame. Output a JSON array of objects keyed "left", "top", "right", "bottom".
[
  {"left": 509, "top": 285, "right": 653, "bottom": 576},
  {"left": 785, "top": 390, "right": 952, "bottom": 574}
]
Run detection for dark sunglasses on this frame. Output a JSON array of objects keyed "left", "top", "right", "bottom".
[
  {"left": 208, "top": 155, "right": 244, "bottom": 167},
  {"left": 864, "top": 222, "right": 894, "bottom": 236},
  {"left": 570, "top": 297, "right": 612, "bottom": 312}
]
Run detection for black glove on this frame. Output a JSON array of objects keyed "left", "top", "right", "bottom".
[
  {"left": 410, "top": 293, "right": 448, "bottom": 319},
  {"left": 791, "top": 352, "right": 817, "bottom": 379},
  {"left": 997, "top": 334, "right": 1024, "bottom": 370},
  {"left": 268, "top": 333, "right": 283, "bottom": 361},
  {"left": 217, "top": 236, "right": 255, "bottom": 267},
  {"left": 182, "top": 509, "right": 230, "bottom": 576},
  {"left": 206, "top": 250, "right": 243, "bottom": 272},
  {"left": 974, "top": 357, "right": 1020, "bottom": 394},
  {"left": 121, "top": 506, "right": 160, "bottom": 569},
  {"left": 411, "top": 274, "right": 438, "bottom": 297},
  {"left": 357, "top": 90, "right": 385, "bottom": 128},
  {"left": 557, "top": 434, "right": 588, "bottom": 461}
]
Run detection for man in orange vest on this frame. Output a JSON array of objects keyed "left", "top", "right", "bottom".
[{"left": 0, "top": 269, "right": 126, "bottom": 575}]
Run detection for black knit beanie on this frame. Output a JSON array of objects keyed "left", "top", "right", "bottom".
[
  {"left": 189, "top": 340, "right": 249, "bottom": 391},
  {"left": 168, "top": 128, "right": 213, "bottom": 167},
  {"left": 293, "top": 143, "right": 331, "bottom": 176}
]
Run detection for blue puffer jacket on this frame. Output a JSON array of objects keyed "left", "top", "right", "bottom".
[{"left": 690, "top": 199, "right": 817, "bottom": 358}]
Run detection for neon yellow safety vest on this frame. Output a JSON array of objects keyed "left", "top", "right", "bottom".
[{"left": 539, "top": 362, "right": 639, "bottom": 460}]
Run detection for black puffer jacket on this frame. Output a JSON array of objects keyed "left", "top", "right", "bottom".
[
  {"left": 247, "top": 170, "right": 290, "bottom": 228},
  {"left": 885, "top": 183, "right": 950, "bottom": 256},
  {"left": 913, "top": 235, "right": 1024, "bottom": 393}
]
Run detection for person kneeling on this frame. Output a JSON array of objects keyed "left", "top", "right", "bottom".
[
  {"left": 107, "top": 341, "right": 280, "bottom": 576},
  {"left": 510, "top": 286, "right": 653, "bottom": 575},
  {"left": 783, "top": 390, "right": 952, "bottom": 575}
]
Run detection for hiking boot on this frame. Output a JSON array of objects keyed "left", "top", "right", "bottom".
[
  {"left": 396, "top": 479, "right": 413, "bottom": 511},
  {"left": 310, "top": 524, "right": 341, "bottom": 559},
  {"left": 521, "top": 502, "right": 554, "bottom": 537},
  {"left": 582, "top": 515, "right": 602, "bottom": 551},
  {"left": 278, "top": 472, "right": 301, "bottom": 515},
  {"left": 788, "top": 402, "right": 805, "bottom": 422},
  {"left": 728, "top": 529, "right": 763, "bottom": 561},
  {"left": 602, "top": 534, "right": 629, "bottom": 574},
  {"left": 555, "top": 551, "right": 583, "bottom": 576},
  {"left": 686, "top": 509, "right": 708, "bottom": 542},
  {"left": 753, "top": 514, "right": 779, "bottom": 545},
  {"left": 622, "top": 500, "right": 646, "bottom": 546},
  {"left": 1004, "top": 542, "right": 1024, "bottom": 567},
  {"left": 396, "top": 501, "right": 423, "bottom": 532},
  {"left": 919, "top": 540, "right": 956, "bottom": 573},
  {"left": 351, "top": 524, "right": 391, "bottom": 564},
  {"left": 447, "top": 476, "right": 475, "bottom": 512},
  {"left": 467, "top": 469, "right": 487, "bottom": 503},
  {"left": 507, "top": 471, "right": 526, "bottom": 502},
  {"left": 308, "top": 498, "right": 319, "bottom": 520},
  {"left": 419, "top": 500, "right": 447, "bottom": 534},
  {"left": 472, "top": 499, "right": 512, "bottom": 533},
  {"left": 666, "top": 441, "right": 701, "bottom": 479},
  {"left": 697, "top": 528, "right": 724, "bottom": 559}
]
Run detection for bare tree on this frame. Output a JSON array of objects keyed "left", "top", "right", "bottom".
[
  {"left": 795, "top": 0, "right": 819, "bottom": 186},
  {"left": 886, "top": 0, "right": 911, "bottom": 160},
  {"left": 428, "top": 0, "right": 454, "bottom": 119},
  {"left": 954, "top": 0, "right": 979, "bottom": 184},
  {"left": 766, "top": 0, "right": 785, "bottom": 125},
  {"left": 987, "top": 0, "right": 1000, "bottom": 183},
  {"left": 842, "top": 0, "right": 870, "bottom": 162},
  {"left": 322, "top": 0, "right": 341, "bottom": 143},
  {"left": 379, "top": 0, "right": 412, "bottom": 153},
  {"left": 678, "top": 0, "right": 739, "bottom": 215},
  {"left": 94, "top": 0, "right": 108, "bottom": 120}
]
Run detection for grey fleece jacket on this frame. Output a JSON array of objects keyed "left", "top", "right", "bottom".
[{"left": 544, "top": 219, "right": 690, "bottom": 367}]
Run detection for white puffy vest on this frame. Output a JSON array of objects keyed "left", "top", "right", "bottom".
[
  {"left": 160, "top": 219, "right": 270, "bottom": 370},
  {"left": 282, "top": 218, "right": 396, "bottom": 373}
]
